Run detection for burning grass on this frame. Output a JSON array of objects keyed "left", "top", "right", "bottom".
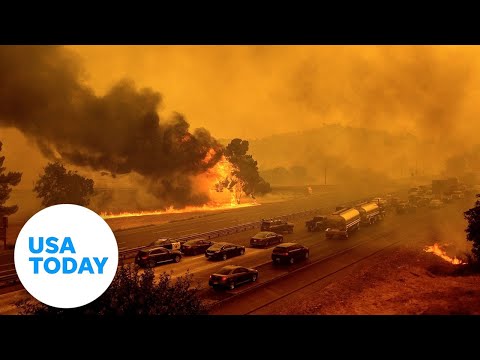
[{"left": 424, "top": 243, "right": 466, "bottom": 265}]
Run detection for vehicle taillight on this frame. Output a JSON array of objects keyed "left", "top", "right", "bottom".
[
  {"left": 141, "top": 255, "right": 148, "bottom": 260},
  {"left": 221, "top": 276, "right": 227, "bottom": 281}
]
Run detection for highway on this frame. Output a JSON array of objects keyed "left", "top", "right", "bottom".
[
  {"left": 0, "top": 185, "right": 390, "bottom": 290},
  {"left": 113, "top": 186, "right": 390, "bottom": 250},
  {"left": 209, "top": 200, "right": 473, "bottom": 314},
  {"left": 129, "top": 197, "right": 470, "bottom": 314},
  {"left": 0, "top": 184, "right": 406, "bottom": 310},
  {"left": 0, "top": 189, "right": 471, "bottom": 314}
]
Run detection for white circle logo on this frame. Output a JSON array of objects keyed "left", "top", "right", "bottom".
[{"left": 14, "top": 204, "right": 118, "bottom": 309}]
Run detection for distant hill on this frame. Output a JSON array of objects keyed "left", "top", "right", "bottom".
[{"left": 219, "top": 124, "right": 430, "bottom": 187}]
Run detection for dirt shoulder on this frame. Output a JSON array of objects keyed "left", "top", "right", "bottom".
[{"left": 263, "top": 239, "right": 480, "bottom": 315}]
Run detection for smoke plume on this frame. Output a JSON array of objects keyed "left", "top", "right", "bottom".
[{"left": 0, "top": 46, "right": 223, "bottom": 207}]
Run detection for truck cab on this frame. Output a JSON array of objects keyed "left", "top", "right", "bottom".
[{"left": 305, "top": 215, "right": 326, "bottom": 232}]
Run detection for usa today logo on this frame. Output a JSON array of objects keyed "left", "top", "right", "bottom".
[{"left": 14, "top": 204, "right": 118, "bottom": 309}]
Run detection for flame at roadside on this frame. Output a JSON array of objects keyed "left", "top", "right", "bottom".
[
  {"left": 200, "top": 154, "right": 244, "bottom": 206},
  {"left": 424, "top": 243, "right": 466, "bottom": 265},
  {"left": 100, "top": 154, "right": 256, "bottom": 219},
  {"left": 100, "top": 201, "right": 259, "bottom": 219}
]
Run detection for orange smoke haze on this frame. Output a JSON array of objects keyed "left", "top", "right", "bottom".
[
  {"left": 66, "top": 45, "right": 480, "bottom": 144},
  {"left": 2, "top": 45, "right": 480, "bottom": 215},
  {"left": 4, "top": 46, "right": 480, "bottom": 168}
]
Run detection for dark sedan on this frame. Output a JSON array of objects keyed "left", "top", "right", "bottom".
[
  {"left": 272, "top": 242, "right": 309, "bottom": 265},
  {"left": 205, "top": 242, "right": 245, "bottom": 261},
  {"left": 250, "top": 231, "right": 283, "bottom": 248},
  {"left": 209, "top": 265, "right": 258, "bottom": 290},
  {"left": 181, "top": 238, "right": 215, "bottom": 255},
  {"left": 135, "top": 245, "right": 182, "bottom": 268}
]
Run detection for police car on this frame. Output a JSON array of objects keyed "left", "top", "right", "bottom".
[{"left": 148, "top": 238, "right": 182, "bottom": 251}]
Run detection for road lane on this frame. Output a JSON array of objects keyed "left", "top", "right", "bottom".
[
  {"left": 0, "top": 185, "right": 395, "bottom": 279},
  {"left": 0, "top": 195, "right": 469, "bottom": 314},
  {"left": 209, "top": 200, "right": 472, "bottom": 314},
  {"left": 113, "top": 186, "right": 392, "bottom": 249}
]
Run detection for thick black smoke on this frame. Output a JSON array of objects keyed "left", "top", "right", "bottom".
[{"left": 0, "top": 46, "right": 223, "bottom": 207}]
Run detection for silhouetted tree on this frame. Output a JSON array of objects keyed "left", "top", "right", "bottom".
[
  {"left": 33, "top": 162, "right": 94, "bottom": 207},
  {"left": 224, "top": 138, "right": 271, "bottom": 201},
  {"left": 0, "top": 141, "right": 22, "bottom": 216},
  {"left": 464, "top": 194, "right": 480, "bottom": 263},
  {"left": 289, "top": 165, "right": 308, "bottom": 179},
  {"left": 16, "top": 264, "right": 206, "bottom": 315}
]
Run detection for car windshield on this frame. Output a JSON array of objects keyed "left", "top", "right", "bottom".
[
  {"left": 216, "top": 268, "right": 233, "bottom": 275},
  {"left": 184, "top": 240, "right": 200, "bottom": 245},
  {"left": 254, "top": 232, "right": 269, "bottom": 239},
  {"left": 273, "top": 247, "right": 288, "bottom": 253},
  {"left": 209, "top": 243, "right": 224, "bottom": 250},
  {"left": 151, "top": 239, "right": 168, "bottom": 245}
]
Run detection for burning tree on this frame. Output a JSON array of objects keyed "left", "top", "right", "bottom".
[
  {"left": 464, "top": 194, "right": 480, "bottom": 264},
  {"left": 0, "top": 141, "right": 22, "bottom": 216},
  {"left": 218, "top": 138, "right": 271, "bottom": 203},
  {"left": 34, "top": 162, "right": 94, "bottom": 208}
]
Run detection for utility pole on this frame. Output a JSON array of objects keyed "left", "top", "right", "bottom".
[{"left": 324, "top": 167, "right": 327, "bottom": 185}]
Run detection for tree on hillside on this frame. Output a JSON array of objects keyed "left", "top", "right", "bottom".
[
  {"left": 16, "top": 265, "right": 206, "bottom": 315},
  {"left": 33, "top": 162, "right": 94, "bottom": 207},
  {"left": 464, "top": 194, "right": 480, "bottom": 263},
  {"left": 0, "top": 141, "right": 22, "bottom": 216},
  {"left": 223, "top": 138, "right": 271, "bottom": 202}
]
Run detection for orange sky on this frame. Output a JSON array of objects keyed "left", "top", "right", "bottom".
[
  {"left": 68, "top": 45, "right": 480, "bottom": 144},
  {"left": 2, "top": 45, "right": 480, "bottom": 190}
]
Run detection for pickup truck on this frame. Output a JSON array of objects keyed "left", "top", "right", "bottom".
[{"left": 305, "top": 215, "right": 326, "bottom": 232}]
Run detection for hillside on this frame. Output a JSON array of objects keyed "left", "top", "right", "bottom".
[{"left": 221, "top": 124, "right": 427, "bottom": 186}]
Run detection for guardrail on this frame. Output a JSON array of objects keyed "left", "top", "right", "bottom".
[
  {"left": 0, "top": 270, "right": 19, "bottom": 287},
  {"left": 118, "top": 208, "right": 324, "bottom": 261},
  {"left": 0, "top": 208, "right": 325, "bottom": 285},
  {"left": 0, "top": 191, "right": 399, "bottom": 287}
]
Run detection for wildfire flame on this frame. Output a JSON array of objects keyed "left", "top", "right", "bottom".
[
  {"left": 424, "top": 243, "right": 466, "bottom": 265},
  {"left": 101, "top": 202, "right": 258, "bottom": 219},
  {"left": 207, "top": 155, "right": 244, "bottom": 206},
  {"left": 101, "top": 153, "right": 257, "bottom": 219}
]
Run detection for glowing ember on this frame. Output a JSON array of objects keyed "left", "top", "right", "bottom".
[
  {"left": 101, "top": 201, "right": 259, "bottom": 219},
  {"left": 424, "top": 243, "right": 466, "bottom": 265}
]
